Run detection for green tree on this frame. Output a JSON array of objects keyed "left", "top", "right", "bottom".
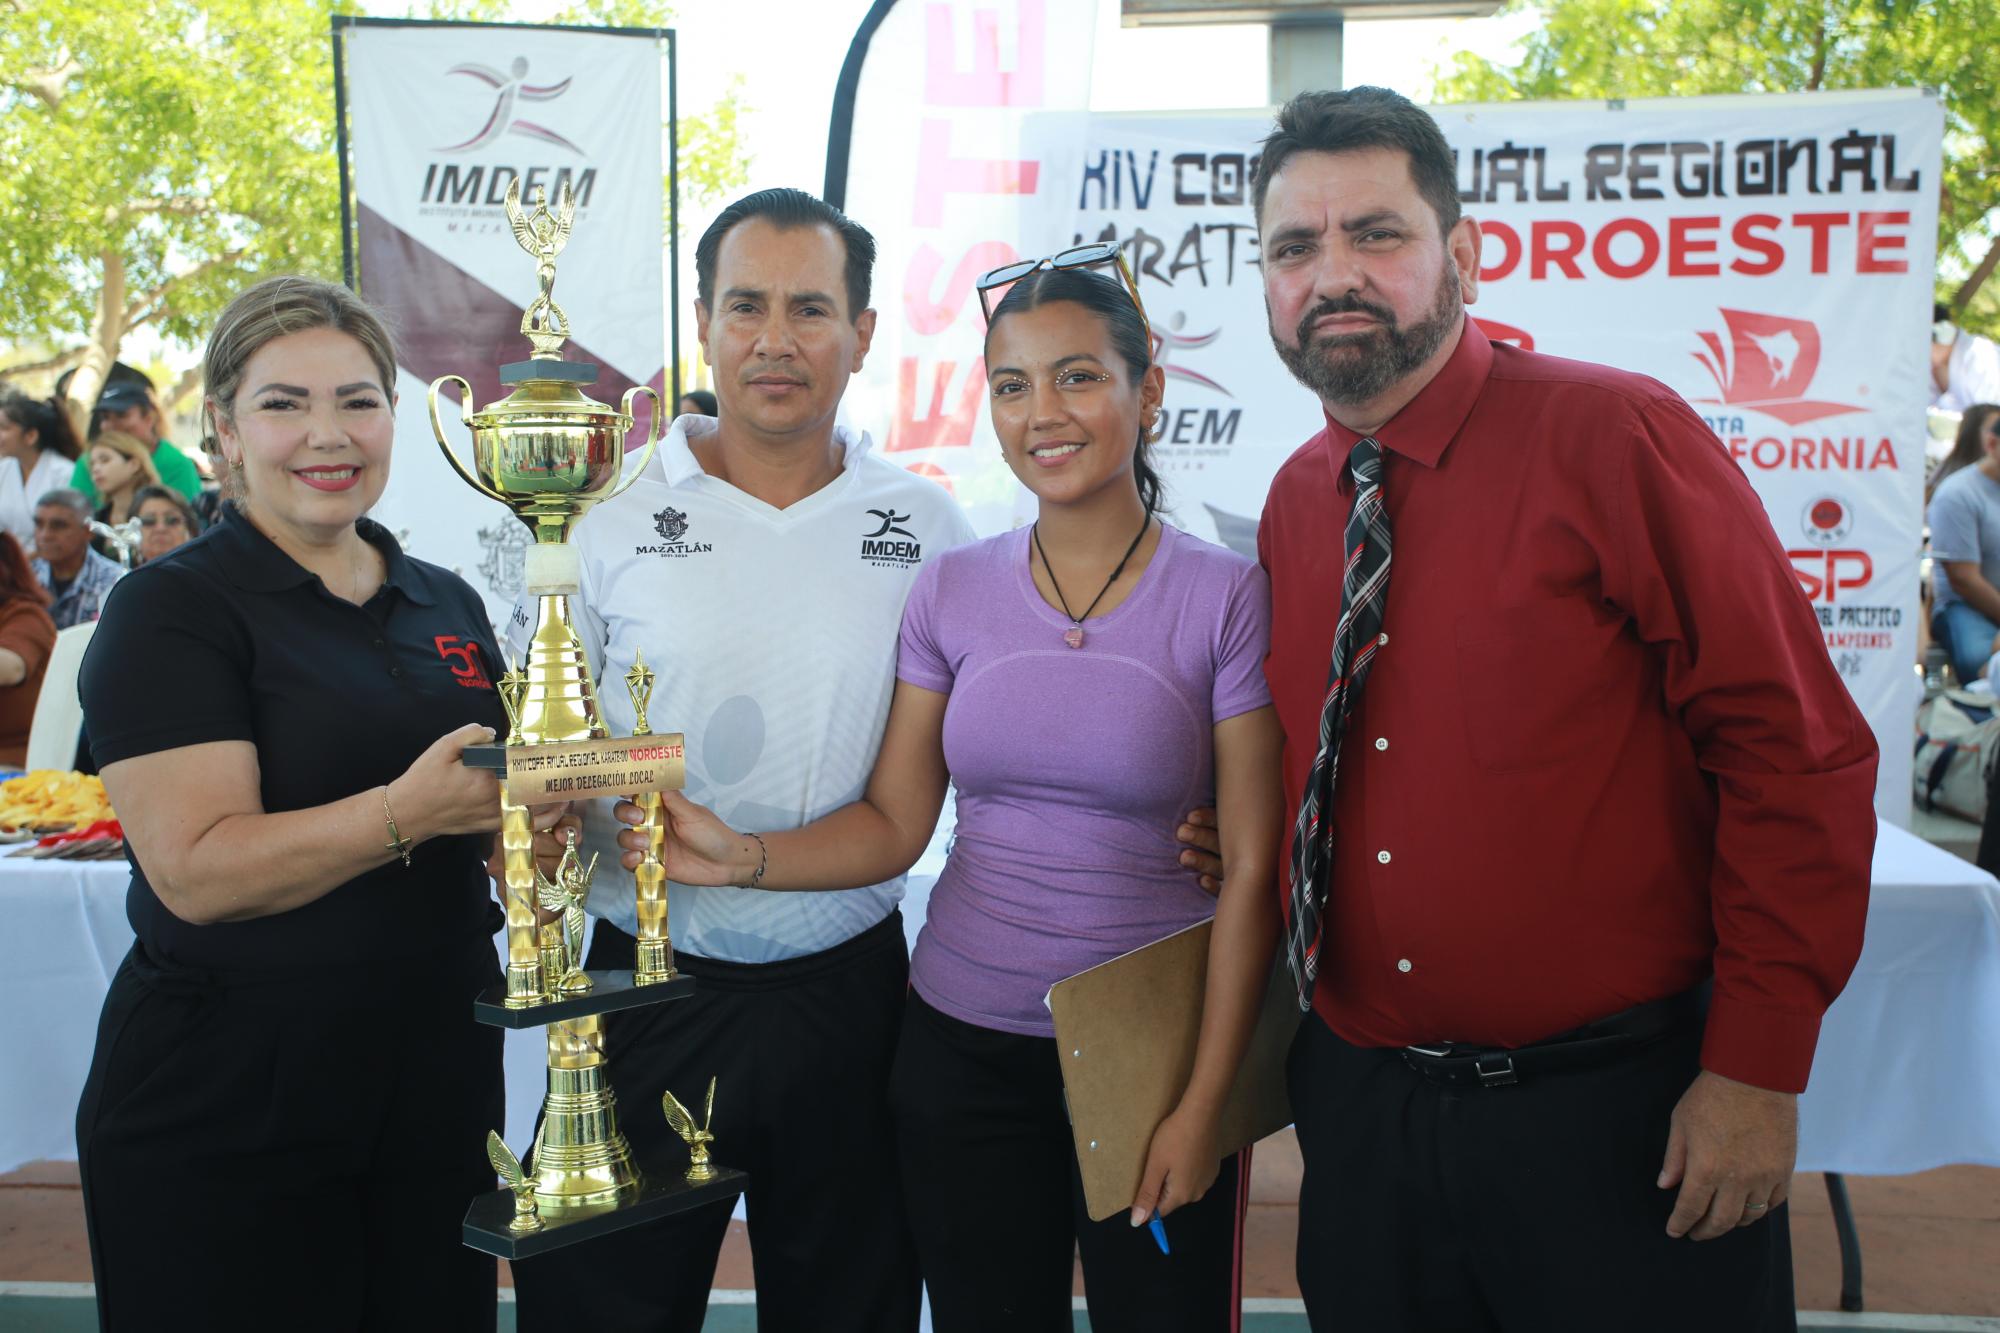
[
  {"left": 1433, "top": 0, "right": 2000, "bottom": 334},
  {"left": 0, "top": 0, "right": 747, "bottom": 419}
]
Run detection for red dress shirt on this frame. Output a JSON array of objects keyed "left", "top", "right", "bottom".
[{"left": 1259, "top": 318, "right": 1877, "bottom": 1094}]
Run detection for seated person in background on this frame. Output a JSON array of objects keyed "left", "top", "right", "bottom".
[
  {"left": 1927, "top": 403, "right": 1999, "bottom": 504},
  {"left": 676, "top": 387, "right": 718, "bottom": 417},
  {"left": 0, "top": 531, "right": 57, "bottom": 766},
  {"left": 0, "top": 388, "right": 83, "bottom": 551},
  {"left": 87, "top": 430, "right": 162, "bottom": 528},
  {"left": 70, "top": 377, "right": 203, "bottom": 505},
  {"left": 29, "top": 490, "right": 124, "bottom": 629},
  {"left": 131, "top": 485, "right": 202, "bottom": 564},
  {"left": 1928, "top": 409, "right": 2000, "bottom": 681}
]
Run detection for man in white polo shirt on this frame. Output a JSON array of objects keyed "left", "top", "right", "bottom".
[{"left": 506, "top": 189, "right": 966, "bottom": 1331}]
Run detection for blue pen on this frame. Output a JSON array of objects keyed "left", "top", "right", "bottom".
[{"left": 1147, "top": 1211, "right": 1171, "bottom": 1256}]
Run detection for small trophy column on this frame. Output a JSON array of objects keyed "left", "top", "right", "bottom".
[{"left": 626, "top": 653, "right": 676, "bottom": 986}]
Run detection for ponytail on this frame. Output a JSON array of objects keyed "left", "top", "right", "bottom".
[{"left": 0, "top": 387, "right": 84, "bottom": 461}]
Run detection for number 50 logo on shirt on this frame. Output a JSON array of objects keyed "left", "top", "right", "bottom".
[{"left": 434, "top": 635, "right": 496, "bottom": 689}]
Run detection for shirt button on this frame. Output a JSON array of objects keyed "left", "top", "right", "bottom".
[
  {"left": 389, "top": 666, "right": 403, "bottom": 678},
  {"left": 373, "top": 639, "right": 386, "bottom": 650},
  {"left": 1397, "top": 958, "right": 1412, "bottom": 973},
  {"left": 1377, "top": 849, "right": 1391, "bottom": 864},
  {"left": 1378, "top": 632, "right": 1389, "bottom": 646},
  {"left": 1374, "top": 737, "right": 1388, "bottom": 751}
]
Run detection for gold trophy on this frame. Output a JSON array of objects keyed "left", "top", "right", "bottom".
[{"left": 435, "top": 181, "right": 740, "bottom": 1257}]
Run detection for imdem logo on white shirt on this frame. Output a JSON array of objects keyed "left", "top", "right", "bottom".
[
  {"left": 637, "top": 506, "right": 714, "bottom": 558},
  {"left": 860, "top": 508, "right": 922, "bottom": 569}
]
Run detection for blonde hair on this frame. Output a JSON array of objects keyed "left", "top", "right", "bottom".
[
  {"left": 201, "top": 275, "right": 399, "bottom": 501},
  {"left": 88, "top": 429, "right": 161, "bottom": 492}
]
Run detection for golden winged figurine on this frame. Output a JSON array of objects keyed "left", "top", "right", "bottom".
[
  {"left": 535, "top": 829, "right": 597, "bottom": 995},
  {"left": 486, "top": 1130, "right": 544, "bottom": 1234},
  {"left": 661, "top": 1076, "right": 719, "bottom": 1182},
  {"left": 504, "top": 178, "right": 577, "bottom": 357}
]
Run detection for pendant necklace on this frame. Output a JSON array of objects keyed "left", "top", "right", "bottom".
[{"left": 1032, "top": 513, "right": 1152, "bottom": 649}]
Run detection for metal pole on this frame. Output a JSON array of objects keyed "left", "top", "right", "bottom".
[
  {"left": 1269, "top": 17, "right": 1344, "bottom": 102},
  {"left": 1824, "top": 1172, "right": 1865, "bottom": 1312}
]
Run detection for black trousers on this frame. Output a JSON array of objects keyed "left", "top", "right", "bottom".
[
  {"left": 512, "top": 913, "right": 920, "bottom": 1333},
  {"left": 1288, "top": 1013, "right": 1796, "bottom": 1332},
  {"left": 891, "top": 992, "right": 1247, "bottom": 1333},
  {"left": 76, "top": 938, "right": 504, "bottom": 1332}
]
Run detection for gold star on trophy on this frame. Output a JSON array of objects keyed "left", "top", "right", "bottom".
[{"left": 624, "top": 652, "right": 656, "bottom": 736}]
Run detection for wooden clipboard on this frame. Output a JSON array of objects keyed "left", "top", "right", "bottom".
[{"left": 1048, "top": 921, "right": 1299, "bottom": 1221}]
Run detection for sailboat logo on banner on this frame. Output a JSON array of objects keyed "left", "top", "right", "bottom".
[
  {"left": 1689, "top": 309, "right": 1861, "bottom": 426},
  {"left": 438, "top": 57, "right": 584, "bottom": 156}
]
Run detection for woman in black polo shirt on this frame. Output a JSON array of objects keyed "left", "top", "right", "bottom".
[{"left": 76, "top": 276, "right": 511, "bottom": 1330}]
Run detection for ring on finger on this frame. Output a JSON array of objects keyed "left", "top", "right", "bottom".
[{"left": 1744, "top": 1202, "right": 1769, "bottom": 1212}]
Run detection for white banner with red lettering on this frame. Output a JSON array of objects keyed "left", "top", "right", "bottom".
[
  {"left": 338, "top": 19, "right": 669, "bottom": 625},
  {"left": 848, "top": 67, "right": 1938, "bottom": 821}
]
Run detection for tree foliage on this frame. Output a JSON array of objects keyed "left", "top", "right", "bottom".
[
  {"left": 1433, "top": 0, "right": 2000, "bottom": 333},
  {"left": 0, "top": 0, "right": 747, "bottom": 411},
  {"left": 0, "top": 0, "right": 351, "bottom": 401}
]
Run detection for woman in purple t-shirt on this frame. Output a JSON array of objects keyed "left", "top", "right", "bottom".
[{"left": 626, "top": 261, "right": 1281, "bottom": 1331}]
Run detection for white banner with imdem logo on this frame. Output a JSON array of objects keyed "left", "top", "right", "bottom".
[
  {"left": 337, "top": 19, "right": 668, "bottom": 625},
  {"left": 854, "top": 87, "right": 1939, "bottom": 820}
]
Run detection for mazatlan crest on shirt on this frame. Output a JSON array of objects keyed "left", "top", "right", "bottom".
[{"left": 636, "top": 505, "right": 714, "bottom": 558}]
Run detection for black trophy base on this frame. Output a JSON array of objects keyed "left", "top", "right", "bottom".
[
  {"left": 473, "top": 971, "right": 696, "bottom": 1028},
  {"left": 460, "top": 742, "right": 507, "bottom": 774},
  {"left": 464, "top": 1164, "right": 747, "bottom": 1259},
  {"left": 499, "top": 357, "right": 599, "bottom": 386}
]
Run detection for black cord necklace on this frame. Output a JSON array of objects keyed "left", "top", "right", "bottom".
[{"left": 1032, "top": 512, "right": 1152, "bottom": 648}]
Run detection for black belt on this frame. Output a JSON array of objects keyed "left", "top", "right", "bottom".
[{"left": 1399, "top": 988, "right": 1703, "bottom": 1089}]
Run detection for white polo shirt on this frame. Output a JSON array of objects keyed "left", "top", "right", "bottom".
[{"left": 505, "top": 415, "right": 975, "bottom": 963}]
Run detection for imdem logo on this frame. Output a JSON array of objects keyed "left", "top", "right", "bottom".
[
  {"left": 861, "top": 509, "right": 922, "bottom": 569},
  {"left": 437, "top": 59, "right": 582, "bottom": 154},
  {"left": 419, "top": 57, "right": 597, "bottom": 209}
]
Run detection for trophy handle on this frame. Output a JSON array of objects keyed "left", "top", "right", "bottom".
[
  {"left": 605, "top": 385, "right": 663, "bottom": 503},
  {"left": 428, "top": 374, "right": 511, "bottom": 505}
]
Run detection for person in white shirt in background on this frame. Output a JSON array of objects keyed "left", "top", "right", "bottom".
[
  {"left": 0, "top": 389, "right": 84, "bottom": 552},
  {"left": 1933, "top": 302, "right": 2000, "bottom": 414}
]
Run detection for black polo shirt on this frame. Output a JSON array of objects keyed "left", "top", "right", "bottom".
[{"left": 80, "top": 506, "right": 506, "bottom": 973}]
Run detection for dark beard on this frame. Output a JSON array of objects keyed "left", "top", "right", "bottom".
[{"left": 1269, "top": 264, "right": 1462, "bottom": 405}]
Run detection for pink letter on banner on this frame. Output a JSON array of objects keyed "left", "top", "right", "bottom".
[
  {"left": 914, "top": 119, "right": 1040, "bottom": 227},
  {"left": 925, "top": 0, "right": 1045, "bottom": 107},
  {"left": 905, "top": 241, "right": 1019, "bottom": 335},
  {"left": 890, "top": 356, "right": 986, "bottom": 453}
]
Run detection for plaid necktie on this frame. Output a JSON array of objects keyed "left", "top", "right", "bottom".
[{"left": 1286, "top": 436, "right": 1391, "bottom": 1011}]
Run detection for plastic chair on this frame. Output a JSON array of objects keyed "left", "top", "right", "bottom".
[{"left": 24, "top": 621, "right": 97, "bottom": 772}]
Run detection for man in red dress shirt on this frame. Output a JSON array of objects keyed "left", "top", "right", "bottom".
[{"left": 1253, "top": 88, "right": 1877, "bottom": 1330}]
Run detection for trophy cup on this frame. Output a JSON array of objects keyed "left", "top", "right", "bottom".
[{"left": 432, "top": 180, "right": 743, "bottom": 1256}]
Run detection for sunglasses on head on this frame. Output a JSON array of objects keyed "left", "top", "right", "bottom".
[{"left": 976, "top": 243, "right": 1151, "bottom": 347}]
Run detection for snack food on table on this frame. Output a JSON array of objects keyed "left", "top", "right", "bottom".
[{"left": 0, "top": 770, "right": 117, "bottom": 835}]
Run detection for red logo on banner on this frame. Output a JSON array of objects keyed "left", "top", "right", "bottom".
[
  {"left": 1691, "top": 309, "right": 1861, "bottom": 426},
  {"left": 1472, "top": 317, "right": 1535, "bottom": 351}
]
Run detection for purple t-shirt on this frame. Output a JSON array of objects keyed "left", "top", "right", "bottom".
[{"left": 898, "top": 522, "right": 1273, "bottom": 1036}]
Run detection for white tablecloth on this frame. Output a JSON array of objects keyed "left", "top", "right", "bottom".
[
  {"left": 1797, "top": 819, "right": 2000, "bottom": 1174},
  {"left": 2, "top": 859, "right": 548, "bottom": 1172},
  {"left": 7, "top": 817, "right": 1998, "bottom": 1178}
]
